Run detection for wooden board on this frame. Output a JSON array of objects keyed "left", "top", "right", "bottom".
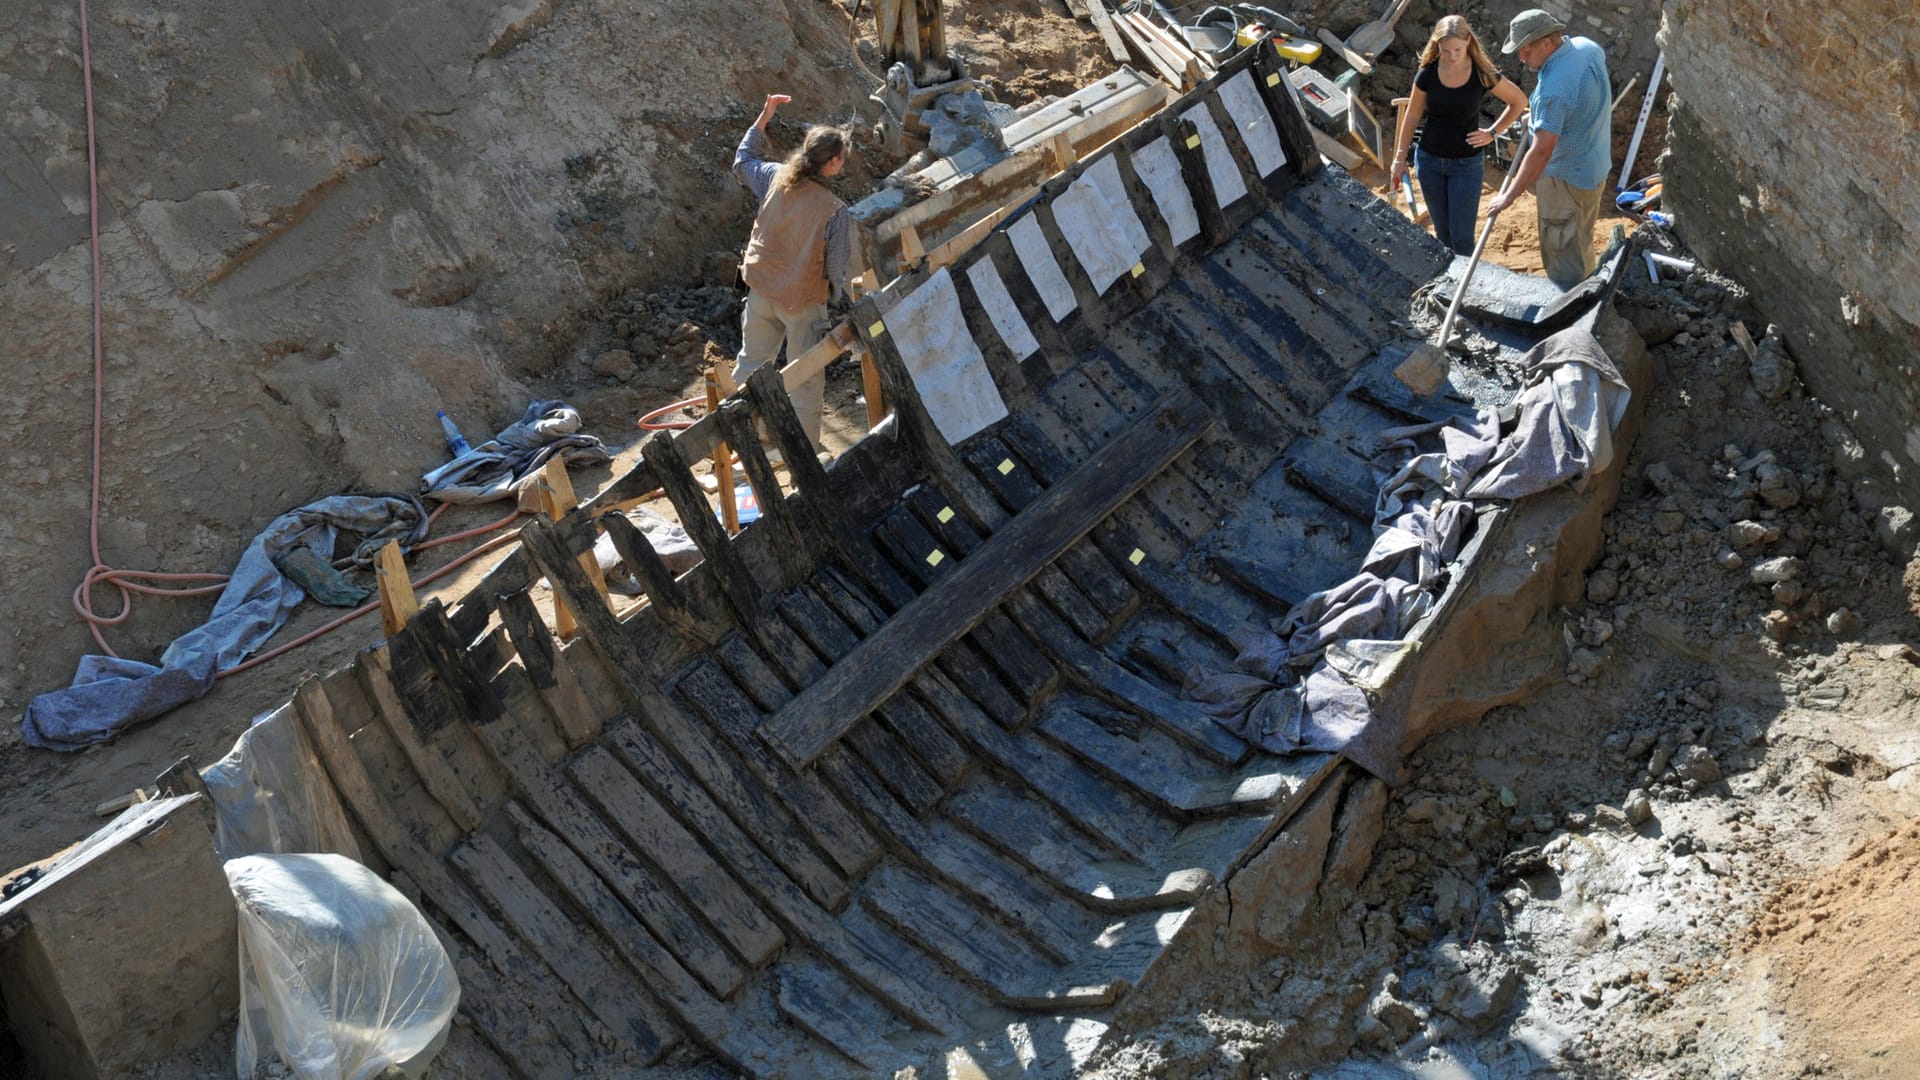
[{"left": 761, "top": 389, "right": 1213, "bottom": 768}]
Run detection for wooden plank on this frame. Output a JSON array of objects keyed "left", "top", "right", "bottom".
[
  {"left": 376, "top": 539, "right": 418, "bottom": 637},
  {"left": 432, "top": 922, "right": 590, "bottom": 1079},
  {"left": 1110, "top": 7, "right": 1185, "bottom": 88},
  {"left": 1037, "top": 704, "right": 1291, "bottom": 815},
  {"left": 776, "top": 957, "right": 898, "bottom": 1070},
  {"left": 911, "top": 665, "right": 1164, "bottom": 859},
  {"left": 290, "top": 678, "right": 600, "bottom": 1070},
  {"left": 843, "top": 717, "right": 945, "bottom": 815},
  {"left": 713, "top": 400, "right": 813, "bottom": 583},
  {"left": 450, "top": 832, "right": 677, "bottom": 1062},
  {"left": 674, "top": 652, "right": 882, "bottom": 879},
  {"left": 503, "top": 804, "right": 767, "bottom": 1071},
  {"left": 463, "top": 701, "right": 748, "bottom": 999},
  {"left": 643, "top": 430, "right": 765, "bottom": 630},
  {"left": 493, "top": 589, "right": 599, "bottom": 747},
  {"left": 602, "top": 715, "right": 847, "bottom": 912},
  {"left": 570, "top": 745, "right": 786, "bottom": 967},
  {"left": 401, "top": 603, "right": 505, "bottom": 727},
  {"left": 860, "top": 862, "right": 1118, "bottom": 1008},
  {"left": 1008, "top": 591, "right": 1249, "bottom": 765},
  {"left": 821, "top": 751, "right": 1081, "bottom": 963},
  {"left": 599, "top": 503, "right": 716, "bottom": 645},
  {"left": 772, "top": 587, "right": 973, "bottom": 788},
  {"left": 596, "top": 718, "right": 965, "bottom": 1036},
  {"left": 356, "top": 646, "right": 485, "bottom": 831},
  {"left": 762, "top": 390, "right": 1213, "bottom": 768},
  {"left": 943, "top": 777, "right": 1213, "bottom": 913}
]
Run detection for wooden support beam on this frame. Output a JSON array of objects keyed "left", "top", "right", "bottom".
[
  {"left": 860, "top": 350, "right": 886, "bottom": 431},
  {"left": 759, "top": 389, "right": 1214, "bottom": 768},
  {"left": 538, "top": 458, "right": 609, "bottom": 640},
  {"left": 898, "top": 222, "right": 926, "bottom": 274},
  {"left": 641, "top": 430, "right": 764, "bottom": 629},
  {"left": 1084, "top": 0, "right": 1130, "bottom": 62},
  {"left": 376, "top": 539, "right": 418, "bottom": 637},
  {"left": 707, "top": 376, "right": 740, "bottom": 535}
]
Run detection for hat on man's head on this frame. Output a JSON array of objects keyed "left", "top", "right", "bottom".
[{"left": 1502, "top": 8, "right": 1566, "bottom": 53}]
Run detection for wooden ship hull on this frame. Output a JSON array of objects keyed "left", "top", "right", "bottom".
[{"left": 3, "top": 40, "right": 1645, "bottom": 1079}]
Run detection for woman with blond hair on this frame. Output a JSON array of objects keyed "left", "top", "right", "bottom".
[{"left": 1387, "top": 16, "right": 1529, "bottom": 255}]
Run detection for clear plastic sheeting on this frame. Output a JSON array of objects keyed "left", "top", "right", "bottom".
[
  {"left": 226, "top": 853, "right": 459, "bottom": 1080},
  {"left": 203, "top": 705, "right": 361, "bottom": 862}
]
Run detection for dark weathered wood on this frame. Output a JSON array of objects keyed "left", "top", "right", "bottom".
[
  {"left": 384, "top": 626, "right": 461, "bottom": 737},
  {"left": 1251, "top": 39, "right": 1321, "bottom": 181},
  {"left": 1009, "top": 592, "right": 1249, "bottom": 765},
  {"left": 599, "top": 508, "right": 717, "bottom": 646},
  {"left": 860, "top": 862, "right": 1118, "bottom": 1008},
  {"left": 674, "top": 653, "right": 881, "bottom": 879},
  {"left": 911, "top": 665, "right": 1163, "bottom": 859},
  {"left": 1037, "top": 705, "right": 1290, "bottom": 816},
  {"left": 569, "top": 746, "right": 786, "bottom": 967},
  {"left": 463, "top": 701, "right": 748, "bottom": 999},
  {"left": 403, "top": 603, "right": 505, "bottom": 727},
  {"left": 450, "top": 831, "right": 677, "bottom": 1063},
  {"left": 503, "top": 803, "right": 768, "bottom": 1071},
  {"left": 522, "top": 515, "right": 848, "bottom": 911},
  {"left": 820, "top": 751, "right": 1080, "bottom": 963},
  {"left": 310, "top": 669, "right": 463, "bottom": 856},
  {"left": 774, "top": 957, "right": 897, "bottom": 1070},
  {"left": 431, "top": 920, "right": 589, "bottom": 1078},
  {"left": 714, "top": 399, "right": 814, "bottom": 584},
  {"left": 843, "top": 715, "right": 945, "bottom": 815},
  {"left": 601, "top": 715, "right": 846, "bottom": 911},
  {"left": 1166, "top": 111, "right": 1232, "bottom": 246},
  {"left": 290, "top": 678, "right": 599, "bottom": 1070},
  {"left": 943, "top": 777, "right": 1214, "bottom": 913},
  {"left": 762, "top": 389, "right": 1213, "bottom": 768},
  {"left": 837, "top": 904, "right": 990, "bottom": 1020},
  {"left": 643, "top": 430, "right": 764, "bottom": 629},
  {"left": 356, "top": 646, "right": 485, "bottom": 832},
  {"left": 1285, "top": 447, "right": 1378, "bottom": 524},
  {"left": 492, "top": 589, "right": 599, "bottom": 747}
]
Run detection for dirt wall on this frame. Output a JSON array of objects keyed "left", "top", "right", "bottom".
[
  {"left": 0, "top": 0, "right": 873, "bottom": 722},
  {"left": 1661, "top": 0, "right": 1920, "bottom": 512}
]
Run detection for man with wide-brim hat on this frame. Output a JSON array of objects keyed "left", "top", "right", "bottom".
[{"left": 1486, "top": 8, "right": 1613, "bottom": 288}]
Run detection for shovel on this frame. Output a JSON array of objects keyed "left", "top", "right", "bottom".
[
  {"left": 1394, "top": 125, "right": 1533, "bottom": 395},
  {"left": 1346, "top": 0, "right": 1414, "bottom": 60}
]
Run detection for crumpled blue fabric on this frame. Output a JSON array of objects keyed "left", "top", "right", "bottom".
[
  {"left": 421, "top": 400, "right": 611, "bottom": 504},
  {"left": 22, "top": 495, "right": 426, "bottom": 751},
  {"left": 1186, "top": 326, "right": 1629, "bottom": 777}
]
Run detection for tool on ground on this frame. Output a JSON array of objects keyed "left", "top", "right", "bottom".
[
  {"left": 1316, "top": 26, "right": 1373, "bottom": 76},
  {"left": 1395, "top": 125, "right": 1534, "bottom": 395},
  {"left": 1345, "top": 0, "right": 1413, "bottom": 61}
]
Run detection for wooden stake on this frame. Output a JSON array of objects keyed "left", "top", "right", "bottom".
[
  {"left": 1047, "top": 131, "right": 1078, "bottom": 175},
  {"left": 1084, "top": 0, "right": 1130, "bottom": 62},
  {"left": 376, "top": 539, "right": 419, "bottom": 637},
  {"left": 899, "top": 223, "right": 926, "bottom": 273},
  {"left": 540, "top": 457, "right": 611, "bottom": 639},
  {"left": 861, "top": 349, "right": 886, "bottom": 430},
  {"left": 709, "top": 375, "right": 741, "bottom": 535}
]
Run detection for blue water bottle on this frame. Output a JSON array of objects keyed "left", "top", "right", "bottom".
[{"left": 437, "top": 410, "right": 472, "bottom": 456}]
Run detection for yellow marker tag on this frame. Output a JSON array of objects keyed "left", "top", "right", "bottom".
[
  {"left": 937, "top": 506, "right": 955, "bottom": 523},
  {"left": 1266, "top": 72, "right": 1280, "bottom": 87},
  {"left": 1185, "top": 134, "right": 1201, "bottom": 149},
  {"left": 1129, "top": 548, "right": 1147, "bottom": 565},
  {"left": 997, "top": 458, "right": 1015, "bottom": 475},
  {"left": 927, "top": 549, "right": 946, "bottom": 567},
  {"left": 868, "top": 319, "right": 886, "bottom": 339},
  {"left": 1130, "top": 262, "right": 1145, "bottom": 278}
]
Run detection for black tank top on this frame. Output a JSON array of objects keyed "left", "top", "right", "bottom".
[{"left": 1414, "top": 63, "right": 1492, "bottom": 159}]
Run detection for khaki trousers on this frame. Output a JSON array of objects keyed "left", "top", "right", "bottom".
[
  {"left": 1536, "top": 175, "right": 1605, "bottom": 289},
  {"left": 734, "top": 289, "right": 827, "bottom": 449}
]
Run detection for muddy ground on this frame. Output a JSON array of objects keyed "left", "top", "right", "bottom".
[{"left": 7, "top": 2, "right": 1918, "bottom": 1078}]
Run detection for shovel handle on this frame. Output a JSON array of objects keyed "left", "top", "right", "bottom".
[{"left": 1432, "top": 125, "right": 1533, "bottom": 353}]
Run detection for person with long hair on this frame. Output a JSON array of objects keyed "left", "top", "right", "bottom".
[
  {"left": 1387, "top": 15, "right": 1528, "bottom": 256},
  {"left": 732, "top": 93, "right": 852, "bottom": 450}
]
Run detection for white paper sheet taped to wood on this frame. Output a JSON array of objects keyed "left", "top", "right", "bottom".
[
  {"left": 965, "top": 256, "right": 1042, "bottom": 360},
  {"left": 1179, "top": 101, "right": 1248, "bottom": 207},
  {"left": 1008, "top": 215, "right": 1079, "bottom": 322},
  {"left": 1132, "top": 136, "right": 1201, "bottom": 245},
  {"left": 885, "top": 267, "right": 1010, "bottom": 444},
  {"left": 1218, "top": 70, "right": 1288, "bottom": 177},
  {"left": 1051, "top": 155, "right": 1152, "bottom": 294}
]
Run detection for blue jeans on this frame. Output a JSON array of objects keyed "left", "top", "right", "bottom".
[{"left": 1415, "top": 148, "right": 1485, "bottom": 256}]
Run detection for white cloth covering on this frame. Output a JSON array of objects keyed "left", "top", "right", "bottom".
[
  {"left": 1052, "top": 155, "right": 1153, "bottom": 294},
  {"left": 1218, "top": 70, "right": 1289, "bottom": 177},
  {"left": 1131, "top": 136, "right": 1202, "bottom": 245},
  {"left": 1179, "top": 102, "right": 1249, "bottom": 207},
  {"left": 966, "top": 255, "right": 1042, "bottom": 359},
  {"left": 883, "top": 267, "right": 1010, "bottom": 444},
  {"left": 1009, "top": 215, "right": 1078, "bottom": 322}
]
